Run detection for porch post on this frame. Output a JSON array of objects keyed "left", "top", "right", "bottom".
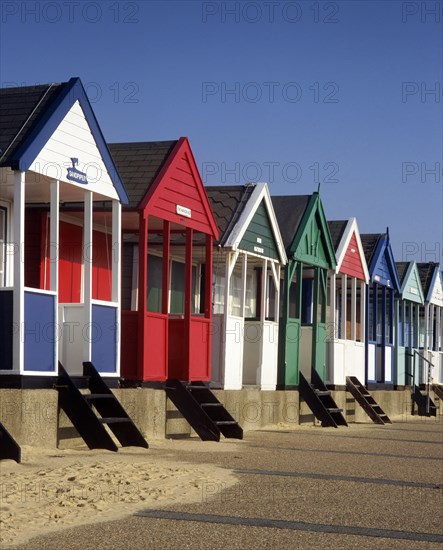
[
  {"left": 13, "top": 171, "right": 25, "bottom": 373},
  {"left": 184, "top": 228, "right": 193, "bottom": 379},
  {"left": 340, "top": 274, "right": 347, "bottom": 339},
  {"left": 351, "top": 276, "right": 357, "bottom": 341},
  {"left": 330, "top": 272, "right": 336, "bottom": 340},
  {"left": 240, "top": 253, "right": 247, "bottom": 318},
  {"left": 204, "top": 235, "right": 213, "bottom": 319},
  {"left": 138, "top": 213, "right": 148, "bottom": 379},
  {"left": 50, "top": 179, "right": 59, "bottom": 370},
  {"left": 360, "top": 281, "right": 365, "bottom": 343},
  {"left": 112, "top": 199, "right": 121, "bottom": 375},
  {"left": 83, "top": 190, "right": 93, "bottom": 362},
  {"left": 381, "top": 285, "right": 387, "bottom": 382},
  {"left": 259, "top": 258, "right": 268, "bottom": 386},
  {"left": 162, "top": 220, "right": 170, "bottom": 315}
]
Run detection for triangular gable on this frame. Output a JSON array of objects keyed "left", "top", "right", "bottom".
[
  {"left": 292, "top": 193, "right": 336, "bottom": 269},
  {"left": 224, "top": 183, "right": 287, "bottom": 264},
  {"left": 368, "top": 234, "right": 400, "bottom": 290},
  {"left": 9, "top": 78, "right": 128, "bottom": 204},
  {"left": 335, "top": 218, "right": 369, "bottom": 282},
  {"left": 427, "top": 267, "right": 443, "bottom": 306},
  {"left": 140, "top": 138, "right": 219, "bottom": 238},
  {"left": 400, "top": 262, "right": 424, "bottom": 304}
]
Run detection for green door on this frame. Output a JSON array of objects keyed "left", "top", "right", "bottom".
[{"left": 312, "top": 267, "right": 327, "bottom": 380}]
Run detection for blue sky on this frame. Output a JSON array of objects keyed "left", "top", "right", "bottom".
[{"left": 1, "top": 0, "right": 441, "bottom": 262}]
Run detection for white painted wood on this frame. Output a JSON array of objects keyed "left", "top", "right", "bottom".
[
  {"left": 329, "top": 273, "right": 336, "bottom": 340},
  {"left": 360, "top": 281, "right": 366, "bottom": 343},
  {"left": 428, "top": 269, "right": 443, "bottom": 307},
  {"left": 385, "top": 346, "right": 393, "bottom": 383},
  {"left": 112, "top": 200, "right": 121, "bottom": 376},
  {"left": 210, "top": 313, "right": 224, "bottom": 386},
  {"left": 13, "top": 171, "right": 25, "bottom": 374},
  {"left": 351, "top": 277, "right": 357, "bottom": 341},
  {"left": 59, "top": 304, "right": 85, "bottom": 376},
  {"left": 240, "top": 253, "right": 247, "bottom": 318},
  {"left": 367, "top": 343, "right": 376, "bottom": 381},
  {"left": 260, "top": 321, "right": 278, "bottom": 390},
  {"left": 49, "top": 180, "right": 59, "bottom": 292},
  {"left": 28, "top": 101, "right": 119, "bottom": 200},
  {"left": 83, "top": 190, "right": 93, "bottom": 363},
  {"left": 224, "top": 183, "right": 287, "bottom": 264},
  {"left": 224, "top": 315, "right": 244, "bottom": 389},
  {"left": 341, "top": 274, "right": 347, "bottom": 339}
]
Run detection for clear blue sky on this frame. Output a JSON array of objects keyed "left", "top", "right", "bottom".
[{"left": 1, "top": 0, "right": 441, "bottom": 263}]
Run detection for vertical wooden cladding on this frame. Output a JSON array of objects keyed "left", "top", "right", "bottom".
[
  {"left": 39, "top": 219, "right": 112, "bottom": 303},
  {"left": 340, "top": 233, "right": 366, "bottom": 280},
  {"left": 239, "top": 201, "right": 280, "bottom": 260},
  {"left": 148, "top": 150, "right": 215, "bottom": 234}
]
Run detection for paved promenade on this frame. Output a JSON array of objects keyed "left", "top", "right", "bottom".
[{"left": 12, "top": 416, "right": 443, "bottom": 549}]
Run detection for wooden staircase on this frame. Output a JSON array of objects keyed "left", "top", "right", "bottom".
[
  {"left": 299, "top": 370, "right": 348, "bottom": 428},
  {"left": 165, "top": 379, "right": 243, "bottom": 441},
  {"left": 432, "top": 384, "right": 443, "bottom": 401},
  {"left": 412, "top": 385, "right": 437, "bottom": 417},
  {"left": 56, "top": 362, "right": 149, "bottom": 451},
  {"left": 0, "top": 421, "right": 21, "bottom": 462},
  {"left": 346, "top": 376, "right": 391, "bottom": 424}
]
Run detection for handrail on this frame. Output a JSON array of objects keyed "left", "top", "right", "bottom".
[
  {"left": 412, "top": 350, "right": 434, "bottom": 415},
  {"left": 413, "top": 349, "right": 435, "bottom": 368}
]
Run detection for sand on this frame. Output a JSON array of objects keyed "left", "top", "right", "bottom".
[{"left": 0, "top": 442, "right": 239, "bottom": 548}]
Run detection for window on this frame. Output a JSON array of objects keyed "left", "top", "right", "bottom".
[
  {"left": 213, "top": 274, "right": 225, "bottom": 314},
  {"left": 147, "top": 254, "right": 163, "bottom": 313}
]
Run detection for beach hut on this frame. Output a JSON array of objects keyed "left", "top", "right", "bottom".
[
  {"left": 272, "top": 192, "right": 337, "bottom": 387},
  {"left": 109, "top": 139, "right": 219, "bottom": 383},
  {"left": 326, "top": 219, "right": 369, "bottom": 386},
  {"left": 205, "top": 183, "right": 287, "bottom": 390},
  {"left": 395, "top": 262, "right": 424, "bottom": 386},
  {"left": 417, "top": 263, "right": 443, "bottom": 385},
  {"left": 361, "top": 231, "right": 400, "bottom": 386},
  {"left": 0, "top": 78, "right": 127, "bottom": 385}
]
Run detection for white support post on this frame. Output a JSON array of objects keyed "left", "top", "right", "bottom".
[
  {"left": 112, "top": 200, "right": 121, "bottom": 375},
  {"left": 240, "top": 253, "right": 247, "bottom": 318},
  {"left": 50, "top": 179, "right": 59, "bottom": 370},
  {"left": 330, "top": 273, "right": 336, "bottom": 340},
  {"left": 272, "top": 263, "right": 280, "bottom": 321},
  {"left": 261, "top": 258, "right": 268, "bottom": 321},
  {"left": 13, "top": 171, "right": 25, "bottom": 373},
  {"left": 360, "top": 281, "right": 366, "bottom": 343},
  {"left": 224, "top": 252, "right": 232, "bottom": 319},
  {"left": 351, "top": 277, "right": 357, "bottom": 341},
  {"left": 83, "top": 190, "right": 93, "bottom": 362},
  {"left": 341, "top": 274, "right": 347, "bottom": 340},
  {"left": 429, "top": 304, "right": 435, "bottom": 351}
]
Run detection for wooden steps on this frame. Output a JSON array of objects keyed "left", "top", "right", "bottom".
[
  {"left": 299, "top": 371, "right": 348, "bottom": 428},
  {"left": 56, "top": 362, "right": 148, "bottom": 451},
  {"left": 165, "top": 379, "right": 243, "bottom": 441},
  {"left": 346, "top": 376, "right": 391, "bottom": 424}
]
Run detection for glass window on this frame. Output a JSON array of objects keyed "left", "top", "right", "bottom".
[
  {"left": 212, "top": 274, "right": 225, "bottom": 314},
  {"left": 147, "top": 254, "right": 163, "bottom": 313}
]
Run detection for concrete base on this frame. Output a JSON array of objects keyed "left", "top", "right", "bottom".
[{"left": 0, "top": 387, "right": 441, "bottom": 449}]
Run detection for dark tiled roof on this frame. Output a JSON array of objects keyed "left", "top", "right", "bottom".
[
  {"left": 205, "top": 184, "right": 255, "bottom": 246},
  {"left": 0, "top": 82, "right": 64, "bottom": 166},
  {"left": 395, "top": 262, "right": 410, "bottom": 285},
  {"left": 271, "top": 195, "right": 310, "bottom": 251},
  {"left": 360, "top": 233, "right": 383, "bottom": 264},
  {"left": 108, "top": 141, "right": 178, "bottom": 209},
  {"left": 327, "top": 220, "right": 348, "bottom": 252},
  {"left": 417, "top": 262, "right": 439, "bottom": 298}
]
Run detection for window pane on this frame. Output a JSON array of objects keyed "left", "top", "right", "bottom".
[
  {"left": 170, "top": 260, "right": 185, "bottom": 314},
  {"left": 147, "top": 254, "right": 163, "bottom": 313}
]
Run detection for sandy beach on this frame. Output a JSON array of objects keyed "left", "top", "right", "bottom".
[{"left": 0, "top": 441, "right": 240, "bottom": 548}]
